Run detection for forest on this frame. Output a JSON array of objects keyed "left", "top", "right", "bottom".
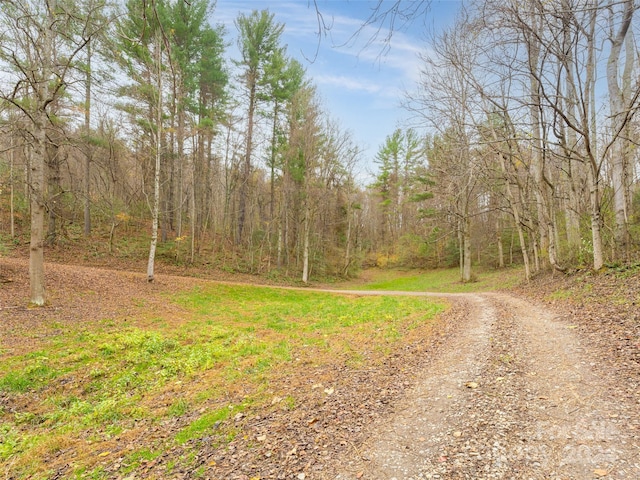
[{"left": 1, "top": 0, "right": 639, "bottom": 306}]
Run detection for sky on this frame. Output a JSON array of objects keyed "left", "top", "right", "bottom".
[{"left": 213, "top": 0, "right": 462, "bottom": 181}]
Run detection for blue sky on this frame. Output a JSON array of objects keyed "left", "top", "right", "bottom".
[{"left": 213, "top": 0, "right": 462, "bottom": 179}]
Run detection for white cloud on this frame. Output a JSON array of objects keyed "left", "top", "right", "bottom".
[
  {"left": 313, "top": 73, "right": 382, "bottom": 93},
  {"left": 212, "top": 0, "right": 456, "bottom": 165},
  {"left": 315, "top": 11, "right": 427, "bottom": 86}
]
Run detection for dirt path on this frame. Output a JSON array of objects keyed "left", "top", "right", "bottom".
[{"left": 331, "top": 292, "right": 639, "bottom": 479}]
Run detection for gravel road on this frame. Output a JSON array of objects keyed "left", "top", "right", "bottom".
[{"left": 332, "top": 291, "right": 639, "bottom": 480}]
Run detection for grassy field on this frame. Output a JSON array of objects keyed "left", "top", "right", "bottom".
[
  {"left": 334, "top": 265, "right": 525, "bottom": 293},
  {"left": 0, "top": 280, "right": 446, "bottom": 479}
]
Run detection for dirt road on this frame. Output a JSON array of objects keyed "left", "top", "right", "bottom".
[
  {"left": 1, "top": 258, "right": 638, "bottom": 479},
  {"left": 331, "top": 291, "right": 639, "bottom": 479}
]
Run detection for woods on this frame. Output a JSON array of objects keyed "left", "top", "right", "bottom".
[
  {"left": 404, "top": 0, "right": 640, "bottom": 279},
  {"left": 1, "top": 0, "right": 639, "bottom": 304}
]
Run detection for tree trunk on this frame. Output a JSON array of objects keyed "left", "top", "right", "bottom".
[
  {"left": 457, "top": 217, "right": 464, "bottom": 280},
  {"left": 496, "top": 217, "right": 504, "bottom": 269},
  {"left": 30, "top": 112, "right": 48, "bottom": 305},
  {"left": 606, "top": 0, "right": 634, "bottom": 259},
  {"left": 488, "top": 118, "right": 530, "bottom": 280},
  {"left": 27, "top": 0, "right": 60, "bottom": 306},
  {"left": 588, "top": 166, "right": 604, "bottom": 271},
  {"left": 565, "top": 149, "right": 582, "bottom": 251},
  {"left": 302, "top": 203, "right": 311, "bottom": 283},
  {"left": 277, "top": 169, "right": 287, "bottom": 267},
  {"left": 9, "top": 142, "right": 15, "bottom": 239},
  {"left": 84, "top": 38, "right": 92, "bottom": 236},
  {"left": 270, "top": 101, "right": 279, "bottom": 224},
  {"left": 189, "top": 157, "right": 196, "bottom": 264},
  {"left": 461, "top": 213, "right": 472, "bottom": 282},
  {"left": 563, "top": 65, "right": 582, "bottom": 251},
  {"left": 176, "top": 85, "right": 185, "bottom": 238},
  {"left": 344, "top": 205, "right": 353, "bottom": 275},
  {"left": 238, "top": 81, "right": 256, "bottom": 244},
  {"left": 46, "top": 138, "right": 62, "bottom": 245},
  {"left": 147, "top": 32, "right": 162, "bottom": 283}
]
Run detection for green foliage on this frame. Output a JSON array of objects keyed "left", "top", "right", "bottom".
[
  {"left": 0, "top": 424, "right": 20, "bottom": 461},
  {"left": 0, "top": 353, "right": 59, "bottom": 392},
  {"left": 341, "top": 266, "right": 524, "bottom": 293},
  {"left": 396, "top": 234, "right": 430, "bottom": 268},
  {"left": 0, "top": 282, "right": 444, "bottom": 477},
  {"left": 174, "top": 407, "right": 234, "bottom": 445},
  {"left": 443, "top": 238, "right": 460, "bottom": 268},
  {"left": 235, "top": 10, "right": 284, "bottom": 76},
  {"left": 577, "top": 238, "right": 594, "bottom": 269},
  {"left": 0, "top": 233, "right": 19, "bottom": 255},
  {"left": 167, "top": 399, "right": 189, "bottom": 417}
]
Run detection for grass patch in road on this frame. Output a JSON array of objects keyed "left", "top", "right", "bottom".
[
  {"left": 0, "top": 283, "right": 444, "bottom": 479},
  {"left": 336, "top": 266, "right": 524, "bottom": 293}
]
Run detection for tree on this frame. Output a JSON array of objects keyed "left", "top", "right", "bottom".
[
  {"left": 372, "top": 128, "right": 426, "bottom": 248},
  {"left": 0, "top": 0, "right": 109, "bottom": 304},
  {"left": 413, "top": 12, "right": 480, "bottom": 282},
  {"left": 262, "top": 51, "right": 305, "bottom": 245},
  {"left": 283, "top": 85, "right": 322, "bottom": 282},
  {"left": 115, "top": 0, "right": 169, "bottom": 282},
  {"left": 409, "top": 0, "right": 640, "bottom": 273},
  {"left": 193, "top": 23, "right": 227, "bottom": 257},
  {"left": 235, "top": 9, "right": 285, "bottom": 244},
  {"left": 494, "top": 0, "right": 640, "bottom": 270},
  {"left": 606, "top": 0, "right": 636, "bottom": 259},
  {"left": 164, "top": 0, "right": 227, "bottom": 260}
]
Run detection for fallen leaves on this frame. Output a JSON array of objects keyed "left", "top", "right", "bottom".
[
  {"left": 593, "top": 469, "right": 609, "bottom": 477},
  {"left": 464, "top": 381, "right": 479, "bottom": 389}
]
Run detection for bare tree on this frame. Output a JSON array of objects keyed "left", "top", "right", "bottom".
[
  {"left": 473, "top": 0, "right": 640, "bottom": 270},
  {"left": 0, "top": 0, "right": 108, "bottom": 304},
  {"left": 606, "top": 0, "right": 636, "bottom": 259},
  {"left": 412, "top": 12, "right": 481, "bottom": 282}
]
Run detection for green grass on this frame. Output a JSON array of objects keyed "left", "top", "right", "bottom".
[
  {"left": 336, "top": 266, "right": 525, "bottom": 293},
  {"left": 119, "top": 448, "right": 161, "bottom": 475},
  {"left": 0, "top": 282, "right": 445, "bottom": 479},
  {"left": 174, "top": 406, "right": 235, "bottom": 445}
]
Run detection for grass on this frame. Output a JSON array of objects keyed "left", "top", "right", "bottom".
[
  {"left": 335, "top": 265, "right": 525, "bottom": 293},
  {"left": 0, "top": 281, "right": 445, "bottom": 479}
]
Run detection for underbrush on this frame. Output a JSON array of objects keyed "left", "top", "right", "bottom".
[{"left": 542, "top": 263, "right": 640, "bottom": 307}]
